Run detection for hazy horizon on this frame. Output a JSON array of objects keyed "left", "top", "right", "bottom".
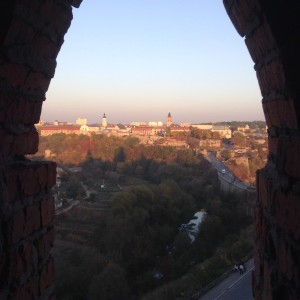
[
  {"left": 41, "top": 1, "right": 264, "bottom": 124},
  {"left": 41, "top": 116, "right": 265, "bottom": 126}
]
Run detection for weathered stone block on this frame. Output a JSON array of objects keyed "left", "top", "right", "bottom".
[
  {"left": 0, "top": 63, "right": 30, "bottom": 88},
  {"left": 21, "top": 168, "right": 40, "bottom": 197},
  {"left": 274, "top": 190, "right": 300, "bottom": 239},
  {"left": 10, "top": 275, "right": 39, "bottom": 300},
  {"left": 268, "top": 136, "right": 278, "bottom": 156},
  {"left": 9, "top": 252, "right": 23, "bottom": 280},
  {"left": 4, "top": 161, "right": 56, "bottom": 204},
  {"left": 3, "top": 18, "right": 35, "bottom": 47},
  {"left": 24, "top": 70, "right": 51, "bottom": 93},
  {"left": 40, "top": 0, "right": 73, "bottom": 36},
  {"left": 0, "top": 93, "right": 44, "bottom": 124},
  {"left": 37, "top": 229, "right": 54, "bottom": 261},
  {"left": 277, "top": 136, "right": 300, "bottom": 178},
  {"left": 22, "top": 240, "right": 33, "bottom": 271},
  {"left": 24, "top": 203, "right": 41, "bottom": 235},
  {"left": 41, "top": 196, "right": 54, "bottom": 227},
  {"left": 10, "top": 209, "right": 25, "bottom": 243},
  {"left": 32, "top": 35, "right": 61, "bottom": 59},
  {"left": 39, "top": 258, "right": 55, "bottom": 294},
  {"left": 256, "top": 59, "right": 286, "bottom": 97},
  {"left": 245, "top": 21, "right": 277, "bottom": 64},
  {"left": 224, "top": 0, "right": 262, "bottom": 37},
  {"left": 46, "top": 162, "right": 57, "bottom": 188},
  {"left": 0, "top": 128, "right": 39, "bottom": 156},
  {"left": 263, "top": 97, "right": 298, "bottom": 129}
]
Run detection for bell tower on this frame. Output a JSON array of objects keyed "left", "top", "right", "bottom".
[
  {"left": 102, "top": 113, "right": 107, "bottom": 128},
  {"left": 166, "top": 112, "right": 173, "bottom": 127}
]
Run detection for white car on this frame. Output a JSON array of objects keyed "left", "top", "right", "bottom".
[{"left": 221, "top": 169, "right": 226, "bottom": 174}]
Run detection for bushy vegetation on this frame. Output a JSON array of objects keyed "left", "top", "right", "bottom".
[
  {"left": 38, "top": 134, "right": 254, "bottom": 299},
  {"left": 190, "top": 128, "right": 221, "bottom": 140}
]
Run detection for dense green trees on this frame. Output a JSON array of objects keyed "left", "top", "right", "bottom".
[
  {"left": 232, "top": 132, "right": 247, "bottom": 147},
  {"left": 55, "top": 248, "right": 107, "bottom": 300},
  {"left": 46, "top": 134, "right": 254, "bottom": 299},
  {"left": 85, "top": 181, "right": 251, "bottom": 297},
  {"left": 88, "top": 263, "right": 129, "bottom": 300},
  {"left": 38, "top": 134, "right": 181, "bottom": 167},
  {"left": 190, "top": 128, "right": 221, "bottom": 140}
]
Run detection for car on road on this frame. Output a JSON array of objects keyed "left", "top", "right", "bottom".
[{"left": 221, "top": 169, "right": 226, "bottom": 174}]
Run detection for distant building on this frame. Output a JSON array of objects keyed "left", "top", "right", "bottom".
[
  {"left": 237, "top": 124, "right": 250, "bottom": 132},
  {"left": 40, "top": 124, "right": 102, "bottom": 136},
  {"left": 131, "top": 126, "right": 165, "bottom": 136},
  {"left": 76, "top": 117, "right": 87, "bottom": 125},
  {"left": 80, "top": 124, "right": 99, "bottom": 133},
  {"left": 131, "top": 122, "right": 148, "bottom": 126},
  {"left": 148, "top": 121, "right": 163, "bottom": 127},
  {"left": 131, "top": 126, "right": 153, "bottom": 136},
  {"left": 171, "top": 125, "right": 190, "bottom": 134},
  {"left": 101, "top": 124, "right": 131, "bottom": 137},
  {"left": 102, "top": 113, "right": 107, "bottom": 128},
  {"left": 40, "top": 125, "right": 81, "bottom": 136},
  {"left": 212, "top": 125, "right": 232, "bottom": 139},
  {"left": 191, "top": 124, "right": 213, "bottom": 130},
  {"left": 166, "top": 112, "right": 173, "bottom": 127}
]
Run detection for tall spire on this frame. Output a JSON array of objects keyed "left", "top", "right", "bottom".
[
  {"left": 102, "top": 113, "right": 107, "bottom": 128},
  {"left": 166, "top": 112, "right": 173, "bottom": 127}
]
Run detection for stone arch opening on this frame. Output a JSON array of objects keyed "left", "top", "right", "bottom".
[
  {"left": 42, "top": 1, "right": 262, "bottom": 124},
  {"left": 0, "top": 1, "right": 299, "bottom": 299}
]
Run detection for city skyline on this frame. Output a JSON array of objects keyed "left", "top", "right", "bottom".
[
  {"left": 41, "top": 1, "right": 264, "bottom": 124},
  {"left": 41, "top": 112, "right": 265, "bottom": 126}
]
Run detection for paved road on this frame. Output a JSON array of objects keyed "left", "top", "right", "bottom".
[
  {"left": 199, "top": 259, "right": 254, "bottom": 300},
  {"left": 205, "top": 152, "right": 252, "bottom": 191}
]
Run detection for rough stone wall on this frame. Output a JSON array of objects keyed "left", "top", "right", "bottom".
[
  {"left": 223, "top": 0, "right": 300, "bottom": 299},
  {"left": 0, "top": 1, "right": 81, "bottom": 299},
  {"left": 0, "top": 0, "right": 299, "bottom": 299}
]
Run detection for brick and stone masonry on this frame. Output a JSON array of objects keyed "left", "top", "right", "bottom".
[
  {"left": 0, "top": 0, "right": 300, "bottom": 299},
  {"left": 223, "top": 0, "right": 300, "bottom": 299},
  {"left": 0, "top": 1, "right": 82, "bottom": 299}
]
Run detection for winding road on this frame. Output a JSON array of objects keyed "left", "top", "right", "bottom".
[
  {"left": 199, "top": 259, "right": 254, "bottom": 300},
  {"left": 204, "top": 152, "right": 253, "bottom": 191}
]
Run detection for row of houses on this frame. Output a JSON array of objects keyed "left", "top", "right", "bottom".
[
  {"left": 39, "top": 124, "right": 130, "bottom": 136},
  {"left": 39, "top": 124, "right": 191, "bottom": 137},
  {"left": 38, "top": 123, "right": 232, "bottom": 138}
]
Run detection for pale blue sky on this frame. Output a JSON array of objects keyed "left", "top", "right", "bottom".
[{"left": 41, "top": 0, "right": 264, "bottom": 124}]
